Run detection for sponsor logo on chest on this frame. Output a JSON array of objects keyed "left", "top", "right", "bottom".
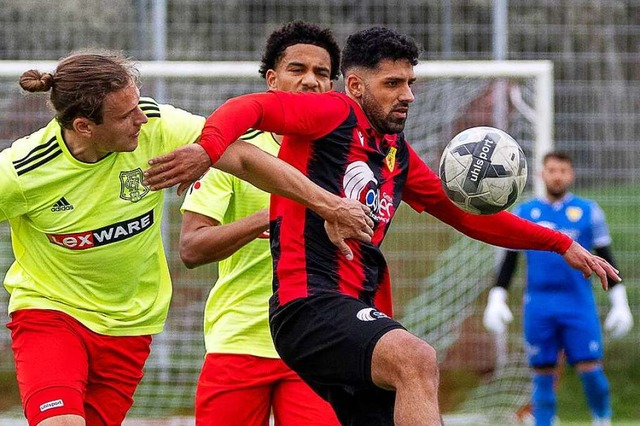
[{"left": 47, "top": 210, "right": 154, "bottom": 250}]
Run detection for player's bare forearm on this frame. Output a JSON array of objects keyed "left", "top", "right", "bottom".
[
  {"left": 180, "top": 210, "right": 269, "bottom": 268},
  {"left": 214, "top": 141, "right": 375, "bottom": 259},
  {"left": 562, "top": 241, "right": 621, "bottom": 290}
]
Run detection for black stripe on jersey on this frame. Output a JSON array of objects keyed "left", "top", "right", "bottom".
[
  {"left": 16, "top": 149, "right": 62, "bottom": 176},
  {"left": 13, "top": 136, "right": 57, "bottom": 169},
  {"left": 139, "top": 98, "right": 161, "bottom": 118},
  {"left": 240, "top": 129, "right": 263, "bottom": 141},
  {"left": 303, "top": 110, "right": 360, "bottom": 293},
  {"left": 14, "top": 136, "right": 63, "bottom": 176}
]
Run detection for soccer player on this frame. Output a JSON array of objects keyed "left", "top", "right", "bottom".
[
  {"left": 144, "top": 27, "right": 619, "bottom": 425},
  {"left": 1, "top": 52, "right": 370, "bottom": 426},
  {"left": 483, "top": 151, "right": 633, "bottom": 426},
  {"left": 180, "top": 21, "right": 341, "bottom": 425}
]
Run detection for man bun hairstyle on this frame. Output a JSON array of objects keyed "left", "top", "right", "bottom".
[
  {"left": 19, "top": 50, "right": 140, "bottom": 130},
  {"left": 341, "top": 26, "right": 420, "bottom": 76},
  {"left": 259, "top": 20, "right": 341, "bottom": 80},
  {"left": 19, "top": 70, "right": 54, "bottom": 93}
]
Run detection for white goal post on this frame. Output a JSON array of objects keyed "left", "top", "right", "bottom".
[
  {"left": 0, "top": 59, "right": 553, "bottom": 195},
  {"left": 0, "top": 60, "right": 553, "bottom": 423}
]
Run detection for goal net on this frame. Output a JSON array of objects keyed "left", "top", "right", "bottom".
[{"left": 0, "top": 60, "right": 553, "bottom": 423}]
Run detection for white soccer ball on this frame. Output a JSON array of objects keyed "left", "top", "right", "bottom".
[{"left": 439, "top": 126, "right": 528, "bottom": 215}]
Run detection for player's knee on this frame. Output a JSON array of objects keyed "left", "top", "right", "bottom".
[
  {"left": 373, "top": 331, "right": 438, "bottom": 392},
  {"left": 397, "top": 340, "right": 439, "bottom": 388}
]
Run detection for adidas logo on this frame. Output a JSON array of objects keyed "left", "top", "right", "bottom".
[{"left": 51, "top": 197, "right": 74, "bottom": 212}]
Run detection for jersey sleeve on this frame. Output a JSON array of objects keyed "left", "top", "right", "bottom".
[
  {"left": 401, "top": 144, "right": 572, "bottom": 254},
  {"left": 181, "top": 167, "right": 235, "bottom": 224},
  {"left": 198, "top": 91, "right": 350, "bottom": 163},
  {"left": 153, "top": 99, "right": 206, "bottom": 152},
  {"left": 0, "top": 148, "right": 28, "bottom": 221},
  {"left": 589, "top": 200, "right": 612, "bottom": 248}
]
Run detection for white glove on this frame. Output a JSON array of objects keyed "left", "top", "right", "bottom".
[
  {"left": 483, "top": 287, "right": 513, "bottom": 334},
  {"left": 604, "top": 284, "right": 633, "bottom": 338}
]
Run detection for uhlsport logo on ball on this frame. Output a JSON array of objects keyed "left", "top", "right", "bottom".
[{"left": 439, "top": 126, "right": 528, "bottom": 215}]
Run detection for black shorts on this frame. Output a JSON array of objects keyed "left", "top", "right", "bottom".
[{"left": 269, "top": 292, "right": 405, "bottom": 426}]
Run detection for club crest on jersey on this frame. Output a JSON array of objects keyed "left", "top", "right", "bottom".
[
  {"left": 566, "top": 206, "right": 583, "bottom": 222},
  {"left": 120, "top": 168, "right": 149, "bottom": 203},
  {"left": 385, "top": 147, "right": 397, "bottom": 172}
]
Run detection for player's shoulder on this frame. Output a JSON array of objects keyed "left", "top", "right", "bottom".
[
  {"left": 138, "top": 97, "right": 161, "bottom": 119},
  {"left": 239, "top": 129, "right": 279, "bottom": 153},
  {"left": 138, "top": 96, "right": 203, "bottom": 123},
  {"left": 3, "top": 119, "right": 61, "bottom": 175},
  {"left": 566, "top": 193, "right": 600, "bottom": 210}
]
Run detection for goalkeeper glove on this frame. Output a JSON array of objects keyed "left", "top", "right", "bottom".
[
  {"left": 483, "top": 287, "right": 513, "bottom": 334},
  {"left": 604, "top": 284, "right": 633, "bottom": 338}
]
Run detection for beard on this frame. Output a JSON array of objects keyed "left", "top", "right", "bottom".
[
  {"left": 361, "top": 91, "right": 408, "bottom": 135},
  {"left": 546, "top": 185, "right": 568, "bottom": 199}
]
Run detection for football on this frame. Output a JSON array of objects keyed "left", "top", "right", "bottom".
[{"left": 439, "top": 126, "right": 528, "bottom": 215}]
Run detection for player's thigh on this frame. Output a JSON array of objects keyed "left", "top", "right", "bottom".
[
  {"left": 272, "top": 367, "right": 339, "bottom": 426},
  {"left": 7, "top": 309, "right": 88, "bottom": 425},
  {"left": 560, "top": 310, "right": 603, "bottom": 365},
  {"left": 370, "top": 328, "right": 437, "bottom": 391},
  {"left": 83, "top": 333, "right": 152, "bottom": 426},
  {"left": 195, "top": 354, "right": 274, "bottom": 426},
  {"left": 270, "top": 293, "right": 402, "bottom": 425},
  {"left": 270, "top": 293, "right": 404, "bottom": 390},
  {"left": 322, "top": 384, "right": 396, "bottom": 426},
  {"left": 523, "top": 304, "right": 560, "bottom": 367}
]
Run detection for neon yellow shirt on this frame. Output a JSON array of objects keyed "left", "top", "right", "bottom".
[
  {"left": 181, "top": 130, "right": 280, "bottom": 358},
  {"left": 0, "top": 98, "right": 205, "bottom": 336}
]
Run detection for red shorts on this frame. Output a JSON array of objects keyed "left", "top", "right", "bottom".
[
  {"left": 195, "top": 353, "right": 339, "bottom": 426},
  {"left": 7, "top": 309, "right": 152, "bottom": 426}
]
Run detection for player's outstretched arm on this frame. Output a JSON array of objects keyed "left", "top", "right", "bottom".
[
  {"left": 214, "top": 141, "right": 374, "bottom": 260},
  {"left": 561, "top": 241, "right": 620, "bottom": 290}
]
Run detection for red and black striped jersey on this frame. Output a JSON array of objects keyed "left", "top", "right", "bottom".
[{"left": 199, "top": 90, "right": 572, "bottom": 316}]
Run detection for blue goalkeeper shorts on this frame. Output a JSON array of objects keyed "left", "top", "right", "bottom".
[{"left": 523, "top": 293, "right": 603, "bottom": 368}]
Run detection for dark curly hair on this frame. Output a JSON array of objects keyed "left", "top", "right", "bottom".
[
  {"left": 341, "top": 27, "right": 420, "bottom": 75},
  {"left": 259, "top": 21, "right": 341, "bottom": 80}
]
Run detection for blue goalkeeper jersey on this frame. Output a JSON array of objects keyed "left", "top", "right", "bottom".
[{"left": 514, "top": 193, "right": 611, "bottom": 301}]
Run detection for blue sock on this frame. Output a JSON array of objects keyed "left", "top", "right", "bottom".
[
  {"left": 579, "top": 367, "right": 611, "bottom": 420},
  {"left": 532, "top": 373, "right": 556, "bottom": 426}
]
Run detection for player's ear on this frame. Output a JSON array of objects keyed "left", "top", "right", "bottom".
[
  {"left": 72, "top": 117, "right": 94, "bottom": 138},
  {"left": 345, "top": 73, "right": 363, "bottom": 98},
  {"left": 266, "top": 69, "right": 278, "bottom": 90}
]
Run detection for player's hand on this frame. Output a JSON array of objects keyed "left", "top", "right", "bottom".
[
  {"left": 143, "top": 144, "right": 212, "bottom": 195},
  {"left": 604, "top": 284, "right": 633, "bottom": 338},
  {"left": 323, "top": 199, "right": 374, "bottom": 261},
  {"left": 483, "top": 287, "right": 513, "bottom": 334},
  {"left": 561, "top": 241, "right": 620, "bottom": 290}
]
